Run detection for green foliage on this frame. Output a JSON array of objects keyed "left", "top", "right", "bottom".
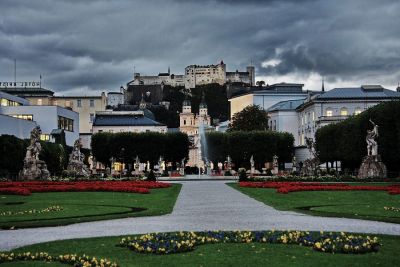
[
  {"left": 206, "top": 131, "right": 294, "bottom": 169},
  {"left": 316, "top": 101, "right": 400, "bottom": 174},
  {"left": 40, "top": 142, "right": 67, "bottom": 176},
  {"left": 146, "top": 170, "right": 156, "bottom": 181},
  {"left": 238, "top": 169, "right": 247, "bottom": 181},
  {"left": 228, "top": 105, "right": 268, "bottom": 131},
  {"left": 0, "top": 135, "right": 25, "bottom": 178},
  {"left": 91, "top": 132, "right": 189, "bottom": 167}
]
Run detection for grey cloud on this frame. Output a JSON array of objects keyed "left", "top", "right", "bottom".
[{"left": 0, "top": 0, "right": 399, "bottom": 93}]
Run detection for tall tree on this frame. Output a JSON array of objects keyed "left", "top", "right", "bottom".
[{"left": 228, "top": 105, "right": 268, "bottom": 132}]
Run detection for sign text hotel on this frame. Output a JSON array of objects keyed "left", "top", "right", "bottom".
[{"left": 0, "top": 81, "right": 40, "bottom": 88}]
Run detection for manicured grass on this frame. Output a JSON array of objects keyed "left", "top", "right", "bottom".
[
  {"left": 0, "top": 184, "right": 181, "bottom": 229},
  {"left": 230, "top": 183, "right": 400, "bottom": 223},
  {"left": 2, "top": 233, "right": 399, "bottom": 266}
]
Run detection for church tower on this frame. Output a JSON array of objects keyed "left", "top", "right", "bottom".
[{"left": 179, "top": 96, "right": 196, "bottom": 136}]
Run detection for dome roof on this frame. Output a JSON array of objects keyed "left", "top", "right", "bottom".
[{"left": 199, "top": 102, "right": 207, "bottom": 109}]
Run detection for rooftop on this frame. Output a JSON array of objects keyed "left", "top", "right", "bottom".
[
  {"left": 266, "top": 98, "right": 306, "bottom": 112},
  {"left": 93, "top": 111, "right": 165, "bottom": 127},
  {"left": 316, "top": 86, "right": 400, "bottom": 100}
]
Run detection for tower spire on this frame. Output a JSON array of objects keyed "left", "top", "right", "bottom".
[
  {"left": 168, "top": 66, "right": 170, "bottom": 75},
  {"left": 322, "top": 77, "right": 325, "bottom": 92}
]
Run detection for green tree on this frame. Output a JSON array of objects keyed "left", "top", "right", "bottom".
[{"left": 228, "top": 105, "right": 268, "bottom": 132}]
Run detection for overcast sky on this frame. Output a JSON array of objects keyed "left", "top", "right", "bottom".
[{"left": 0, "top": 0, "right": 399, "bottom": 95}]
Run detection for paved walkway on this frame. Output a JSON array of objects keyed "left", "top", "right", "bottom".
[{"left": 1, "top": 180, "right": 400, "bottom": 251}]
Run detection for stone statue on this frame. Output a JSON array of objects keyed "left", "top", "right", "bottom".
[
  {"left": 250, "top": 155, "right": 255, "bottom": 169},
  {"left": 66, "top": 138, "right": 89, "bottom": 177},
  {"left": 358, "top": 119, "right": 387, "bottom": 179},
  {"left": 301, "top": 137, "right": 320, "bottom": 176},
  {"left": 366, "top": 119, "right": 378, "bottom": 156},
  {"left": 20, "top": 126, "right": 50, "bottom": 180},
  {"left": 272, "top": 155, "right": 279, "bottom": 175},
  {"left": 292, "top": 156, "right": 297, "bottom": 172}
]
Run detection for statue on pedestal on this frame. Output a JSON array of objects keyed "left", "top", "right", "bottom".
[
  {"left": 301, "top": 137, "right": 320, "bottom": 176},
  {"left": 272, "top": 155, "right": 279, "bottom": 175},
  {"left": 66, "top": 138, "right": 89, "bottom": 177},
  {"left": 250, "top": 155, "right": 255, "bottom": 175},
  {"left": 20, "top": 126, "right": 50, "bottom": 180},
  {"left": 358, "top": 119, "right": 387, "bottom": 179}
]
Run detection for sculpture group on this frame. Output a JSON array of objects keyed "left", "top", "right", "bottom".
[
  {"left": 20, "top": 126, "right": 50, "bottom": 180},
  {"left": 358, "top": 120, "right": 387, "bottom": 179}
]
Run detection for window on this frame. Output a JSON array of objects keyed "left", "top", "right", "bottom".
[
  {"left": 37, "top": 99, "right": 42, "bottom": 105},
  {"left": 340, "top": 108, "right": 348, "bottom": 116},
  {"left": 326, "top": 109, "right": 333, "bottom": 117},
  {"left": 77, "top": 99, "right": 82, "bottom": 107},
  {"left": 312, "top": 111, "right": 315, "bottom": 121},
  {"left": 53, "top": 100, "right": 58, "bottom": 106},
  {"left": 184, "top": 119, "right": 186, "bottom": 125},
  {"left": 11, "top": 114, "right": 33, "bottom": 121},
  {"left": 89, "top": 113, "right": 95, "bottom": 123},
  {"left": 40, "top": 134, "right": 50, "bottom": 141},
  {"left": 65, "top": 100, "right": 71, "bottom": 107},
  {"left": 354, "top": 108, "right": 362, "bottom": 115},
  {"left": 90, "top": 99, "right": 95, "bottom": 107},
  {"left": 58, "top": 116, "right": 74, "bottom": 132}
]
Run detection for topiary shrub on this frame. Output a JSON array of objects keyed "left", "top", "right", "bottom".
[
  {"left": 147, "top": 170, "right": 156, "bottom": 181},
  {"left": 238, "top": 168, "right": 247, "bottom": 181}
]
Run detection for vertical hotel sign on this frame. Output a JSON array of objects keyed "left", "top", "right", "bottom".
[{"left": 0, "top": 81, "right": 41, "bottom": 88}]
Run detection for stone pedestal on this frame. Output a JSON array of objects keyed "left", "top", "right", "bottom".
[
  {"left": 20, "top": 159, "right": 50, "bottom": 180},
  {"left": 358, "top": 155, "right": 387, "bottom": 179}
]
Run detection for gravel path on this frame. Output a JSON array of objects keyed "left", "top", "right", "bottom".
[{"left": 1, "top": 180, "right": 399, "bottom": 251}]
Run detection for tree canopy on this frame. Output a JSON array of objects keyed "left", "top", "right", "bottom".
[{"left": 228, "top": 105, "right": 269, "bottom": 132}]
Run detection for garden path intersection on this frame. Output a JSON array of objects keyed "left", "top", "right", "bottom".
[{"left": 1, "top": 180, "right": 400, "bottom": 251}]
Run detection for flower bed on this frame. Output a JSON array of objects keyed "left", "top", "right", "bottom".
[
  {"left": 0, "top": 252, "right": 117, "bottom": 266},
  {"left": 119, "top": 230, "right": 380, "bottom": 255},
  {"left": 239, "top": 182, "right": 400, "bottom": 195},
  {"left": 0, "top": 205, "right": 63, "bottom": 216},
  {"left": 0, "top": 181, "right": 171, "bottom": 196}
]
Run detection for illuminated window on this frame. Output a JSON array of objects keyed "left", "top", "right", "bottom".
[
  {"left": 354, "top": 108, "right": 362, "bottom": 115},
  {"left": 326, "top": 109, "right": 333, "bottom": 117},
  {"left": 37, "top": 99, "right": 42, "bottom": 105},
  {"left": 11, "top": 114, "right": 33, "bottom": 121},
  {"left": 40, "top": 134, "right": 50, "bottom": 141},
  {"left": 340, "top": 108, "right": 348, "bottom": 116},
  {"left": 65, "top": 100, "right": 71, "bottom": 107},
  {"left": 58, "top": 116, "right": 74, "bottom": 132},
  {"left": 53, "top": 100, "right": 58, "bottom": 106}
]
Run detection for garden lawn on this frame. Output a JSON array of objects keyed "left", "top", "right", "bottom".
[
  {"left": 230, "top": 183, "right": 400, "bottom": 224},
  {"left": 1, "top": 233, "right": 399, "bottom": 267},
  {"left": 0, "top": 184, "right": 181, "bottom": 229}
]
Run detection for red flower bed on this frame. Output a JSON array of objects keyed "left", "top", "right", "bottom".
[
  {"left": 239, "top": 181, "right": 400, "bottom": 195},
  {"left": 0, "top": 181, "right": 171, "bottom": 196}
]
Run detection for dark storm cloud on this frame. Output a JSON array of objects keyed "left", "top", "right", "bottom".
[{"left": 0, "top": 0, "right": 399, "bottom": 93}]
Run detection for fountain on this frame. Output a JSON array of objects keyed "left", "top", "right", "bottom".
[{"left": 198, "top": 122, "right": 210, "bottom": 177}]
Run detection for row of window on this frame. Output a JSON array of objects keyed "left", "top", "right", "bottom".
[
  {"left": 35, "top": 99, "right": 96, "bottom": 107},
  {"left": 58, "top": 116, "right": 74, "bottom": 132},
  {"left": 1, "top": 98, "right": 21, "bottom": 107},
  {"left": 325, "top": 107, "right": 362, "bottom": 117},
  {"left": 11, "top": 114, "right": 33, "bottom": 121}
]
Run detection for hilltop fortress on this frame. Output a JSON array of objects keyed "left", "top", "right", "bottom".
[{"left": 129, "top": 61, "right": 255, "bottom": 89}]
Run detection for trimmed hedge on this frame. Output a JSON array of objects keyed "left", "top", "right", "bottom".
[
  {"left": 91, "top": 132, "right": 189, "bottom": 167},
  {"left": 315, "top": 101, "right": 400, "bottom": 174},
  {"left": 0, "top": 135, "right": 67, "bottom": 178},
  {"left": 206, "top": 131, "right": 294, "bottom": 169}
]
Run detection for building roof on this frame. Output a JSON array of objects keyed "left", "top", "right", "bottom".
[
  {"left": 93, "top": 113, "right": 165, "bottom": 127},
  {"left": 1, "top": 87, "right": 54, "bottom": 97},
  {"left": 316, "top": 86, "right": 400, "bottom": 100},
  {"left": 266, "top": 99, "right": 306, "bottom": 112}
]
